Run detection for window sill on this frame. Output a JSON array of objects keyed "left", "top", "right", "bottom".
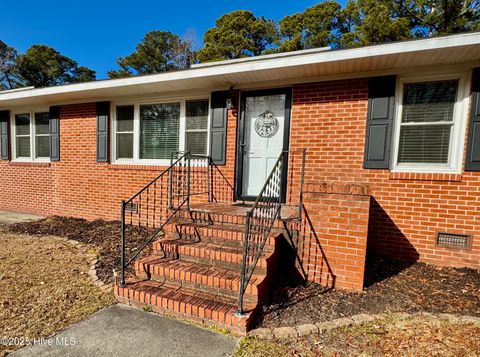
[
  {"left": 9, "top": 161, "right": 51, "bottom": 168},
  {"left": 389, "top": 171, "right": 462, "bottom": 182},
  {"left": 108, "top": 163, "right": 169, "bottom": 171}
]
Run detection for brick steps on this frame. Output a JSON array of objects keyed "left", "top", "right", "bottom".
[
  {"left": 115, "top": 203, "right": 287, "bottom": 333},
  {"left": 166, "top": 219, "right": 280, "bottom": 247},
  {"left": 115, "top": 279, "right": 254, "bottom": 332},
  {"left": 135, "top": 256, "right": 262, "bottom": 300},
  {"left": 152, "top": 237, "right": 269, "bottom": 272},
  {"left": 182, "top": 203, "right": 299, "bottom": 227}
]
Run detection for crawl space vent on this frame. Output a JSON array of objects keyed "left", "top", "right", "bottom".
[
  {"left": 436, "top": 232, "right": 471, "bottom": 249},
  {"left": 124, "top": 202, "right": 138, "bottom": 214}
]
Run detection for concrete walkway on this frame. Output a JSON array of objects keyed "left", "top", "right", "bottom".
[
  {"left": 12, "top": 305, "right": 238, "bottom": 357},
  {"left": 0, "top": 210, "right": 44, "bottom": 225}
]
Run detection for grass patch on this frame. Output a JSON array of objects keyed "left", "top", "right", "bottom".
[
  {"left": 234, "top": 336, "right": 307, "bottom": 357},
  {"left": 235, "top": 315, "right": 480, "bottom": 356},
  {"left": 0, "top": 232, "right": 115, "bottom": 356},
  {"left": 142, "top": 305, "right": 153, "bottom": 313},
  {"left": 208, "top": 325, "right": 230, "bottom": 335}
]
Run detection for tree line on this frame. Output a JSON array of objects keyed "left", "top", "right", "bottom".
[{"left": 1, "top": 0, "right": 479, "bottom": 90}]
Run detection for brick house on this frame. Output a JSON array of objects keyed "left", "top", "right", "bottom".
[{"left": 1, "top": 33, "right": 479, "bottom": 332}]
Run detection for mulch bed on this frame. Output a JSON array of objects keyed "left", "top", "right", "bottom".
[
  {"left": 255, "top": 255, "right": 480, "bottom": 328},
  {"left": 3, "top": 216, "right": 155, "bottom": 284}
]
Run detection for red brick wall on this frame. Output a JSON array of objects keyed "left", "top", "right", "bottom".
[
  {"left": 0, "top": 101, "right": 238, "bottom": 221},
  {"left": 1, "top": 77, "right": 478, "bottom": 291},
  {"left": 290, "top": 79, "right": 480, "bottom": 270},
  {"left": 289, "top": 182, "right": 371, "bottom": 291}
]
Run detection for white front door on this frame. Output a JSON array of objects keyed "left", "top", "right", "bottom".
[{"left": 241, "top": 92, "right": 288, "bottom": 197}]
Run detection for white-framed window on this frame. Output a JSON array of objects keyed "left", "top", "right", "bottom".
[
  {"left": 11, "top": 111, "right": 50, "bottom": 162},
  {"left": 112, "top": 98, "right": 210, "bottom": 164},
  {"left": 391, "top": 73, "right": 470, "bottom": 173},
  {"left": 185, "top": 100, "right": 209, "bottom": 156}
]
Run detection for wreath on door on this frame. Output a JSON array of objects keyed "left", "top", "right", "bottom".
[{"left": 255, "top": 110, "right": 279, "bottom": 138}]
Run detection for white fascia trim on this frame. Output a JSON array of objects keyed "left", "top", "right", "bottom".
[
  {"left": 0, "top": 32, "right": 479, "bottom": 103},
  {"left": 190, "top": 46, "right": 332, "bottom": 68}
]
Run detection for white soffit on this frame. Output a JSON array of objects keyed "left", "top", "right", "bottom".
[{"left": 1, "top": 32, "right": 480, "bottom": 108}]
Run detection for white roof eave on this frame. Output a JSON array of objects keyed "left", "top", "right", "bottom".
[{"left": 0, "top": 32, "right": 480, "bottom": 108}]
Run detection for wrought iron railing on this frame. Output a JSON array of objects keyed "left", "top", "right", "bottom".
[
  {"left": 119, "top": 151, "right": 235, "bottom": 286},
  {"left": 237, "top": 149, "right": 306, "bottom": 314}
]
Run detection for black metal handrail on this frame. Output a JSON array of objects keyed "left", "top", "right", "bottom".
[
  {"left": 120, "top": 152, "right": 189, "bottom": 286},
  {"left": 237, "top": 151, "right": 283, "bottom": 315},
  {"left": 237, "top": 148, "right": 306, "bottom": 314},
  {"left": 119, "top": 151, "right": 236, "bottom": 286}
]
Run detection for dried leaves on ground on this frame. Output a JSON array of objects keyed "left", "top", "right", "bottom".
[
  {"left": 257, "top": 256, "right": 480, "bottom": 328},
  {"left": 5, "top": 217, "right": 154, "bottom": 284},
  {"left": 0, "top": 233, "right": 115, "bottom": 357},
  {"left": 236, "top": 315, "right": 480, "bottom": 357}
]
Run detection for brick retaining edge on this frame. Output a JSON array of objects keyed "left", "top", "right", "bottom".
[
  {"left": 248, "top": 312, "right": 480, "bottom": 340},
  {"left": 65, "top": 239, "right": 112, "bottom": 293}
]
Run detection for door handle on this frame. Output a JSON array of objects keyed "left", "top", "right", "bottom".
[{"left": 240, "top": 143, "right": 247, "bottom": 154}]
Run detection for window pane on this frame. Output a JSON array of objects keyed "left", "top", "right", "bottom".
[
  {"left": 15, "top": 114, "right": 30, "bottom": 135},
  {"left": 186, "top": 100, "right": 209, "bottom": 130},
  {"left": 35, "top": 112, "right": 49, "bottom": 135},
  {"left": 35, "top": 135, "right": 50, "bottom": 158},
  {"left": 140, "top": 103, "right": 180, "bottom": 160},
  {"left": 117, "top": 105, "right": 134, "bottom": 132},
  {"left": 186, "top": 132, "right": 208, "bottom": 155},
  {"left": 116, "top": 133, "right": 134, "bottom": 159},
  {"left": 402, "top": 80, "right": 458, "bottom": 123},
  {"left": 16, "top": 137, "right": 30, "bottom": 157},
  {"left": 398, "top": 125, "right": 451, "bottom": 164}
]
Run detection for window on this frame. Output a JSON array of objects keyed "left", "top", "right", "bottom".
[
  {"left": 140, "top": 103, "right": 180, "bottom": 160},
  {"left": 113, "top": 98, "right": 210, "bottom": 164},
  {"left": 116, "top": 106, "right": 134, "bottom": 160},
  {"left": 12, "top": 111, "right": 50, "bottom": 161},
  {"left": 15, "top": 114, "right": 31, "bottom": 158},
  {"left": 393, "top": 74, "right": 469, "bottom": 172},
  {"left": 35, "top": 113, "right": 50, "bottom": 158},
  {"left": 185, "top": 100, "right": 209, "bottom": 155}
]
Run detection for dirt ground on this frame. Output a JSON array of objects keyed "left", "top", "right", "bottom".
[
  {"left": 236, "top": 315, "right": 480, "bottom": 357},
  {"left": 256, "top": 256, "right": 480, "bottom": 328},
  {"left": 5, "top": 216, "right": 154, "bottom": 284},
  {"left": 0, "top": 232, "right": 115, "bottom": 357}
]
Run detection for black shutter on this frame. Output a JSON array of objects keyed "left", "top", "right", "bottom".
[
  {"left": 49, "top": 106, "right": 60, "bottom": 161},
  {"left": 0, "top": 110, "right": 9, "bottom": 160},
  {"left": 363, "top": 75, "right": 397, "bottom": 169},
  {"left": 96, "top": 102, "right": 110, "bottom": 163},
  {"left": 210, "top": 91, "right": 228, "bottom": 165},
  {"left": 465, "top": 68, "right": 480, "bottom": 172}
]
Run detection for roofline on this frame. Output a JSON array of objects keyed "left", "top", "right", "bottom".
[
  {"left": 190, "top": 46, "right": 332, "bottom": 68},
  {"left": 0, "top": 31, "right": 479, "bottom": 102}
]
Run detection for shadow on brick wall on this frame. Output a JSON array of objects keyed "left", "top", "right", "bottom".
[
  {"left": 283, "top": 205, "right": 337, "bottom": 289},
  {"left": 365, "top": 197, "right": 419, "bottom": 287}
]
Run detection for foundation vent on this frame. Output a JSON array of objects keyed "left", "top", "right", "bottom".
[
  {"left": 124, "top": 202, "right": 138, "bottom": 214},
  {"left": 436, "top": 232, "right": 471, "bottom": 249}
]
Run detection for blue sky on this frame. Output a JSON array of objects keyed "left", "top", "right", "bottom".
[{"left": 0, "top": 0, "right": 340, "bottom": 79}]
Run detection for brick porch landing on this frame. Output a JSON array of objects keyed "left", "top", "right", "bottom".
[
  {"left": 115, "top": 202, "right": 295, "bottom": 334},
  {"left": 188, "top": 202, "right": 300, "bottom": 221}
]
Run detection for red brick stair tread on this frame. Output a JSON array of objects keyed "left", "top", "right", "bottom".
[
  {"left": 137, "top": 257, "right": 262, "bottom": 290},
  {"left": 170, "top": 219, "right": 284, "bottom": 236},
  {"left": 153, "top": 238, "right": 270, "bottom": 267},
  {"left": 116, "top": 279, "right": 255, "bottom": 327}
]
